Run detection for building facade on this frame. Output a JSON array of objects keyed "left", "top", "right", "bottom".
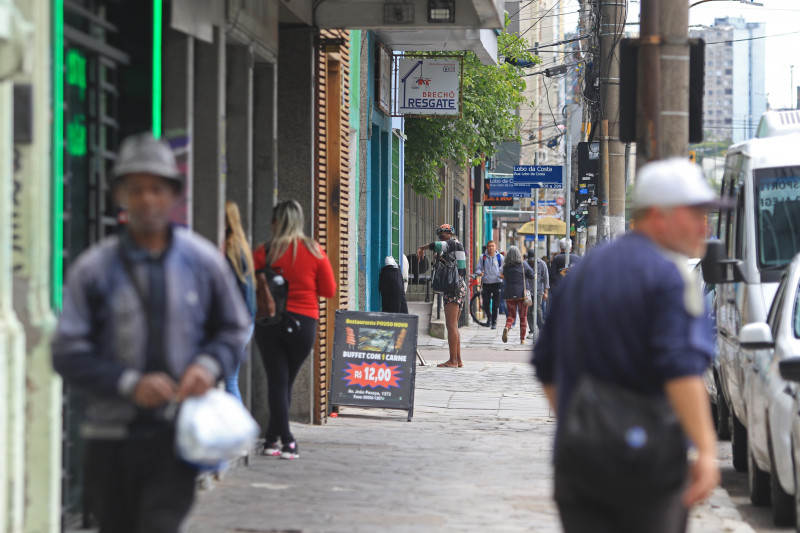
[
  {"left": 691, "top": 16, "right": 766, "bottom": 143},
  {"left": 2, "top": 0, "right": 504, "bottom": 529}
]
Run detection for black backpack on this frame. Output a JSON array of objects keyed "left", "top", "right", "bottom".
[
  {"left": 255, "top": 243, "right": 289, "bottom": 326},
  {"left": 431, "top": 252, "right": 460, "bottom": 294}
]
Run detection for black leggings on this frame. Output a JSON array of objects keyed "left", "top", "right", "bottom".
[{"left": 255, "top": 312, "right": 318, "bottom": 444}]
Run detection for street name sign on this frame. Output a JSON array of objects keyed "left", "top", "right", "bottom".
[
  {"left": 488, "top": 176, "right": 531, "bottom": 198},
  {"left": 513, "top": 165, "right": 564, "bottom": 189}
]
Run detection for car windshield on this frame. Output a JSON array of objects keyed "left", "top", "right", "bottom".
[{"left": 756, "top": 167, "right": 800, "bottom": 269}]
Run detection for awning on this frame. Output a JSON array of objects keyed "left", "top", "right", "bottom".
[
  {"left": 377, "top": 28, "right": 499, "bottom": 65},
  {"left": 517, "top": 217, "right": 567, "bottom": 236},
  {"left": 315, "top": 0, "right": 504, "bottom": 30}
]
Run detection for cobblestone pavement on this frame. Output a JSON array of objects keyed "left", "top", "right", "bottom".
[
  {"left": 185, "top": 323, "right": 757, "bottom": 533},
  {"left": 417, "top": 317, "right": 538, "bottom": 352}
]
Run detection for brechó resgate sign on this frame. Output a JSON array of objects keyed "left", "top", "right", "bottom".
[
  {"left": 330, "top": 310, "right": 418, "bottom": 420},
  {"left": 397, "top": 57, "right": 461, "bottom": 116}
]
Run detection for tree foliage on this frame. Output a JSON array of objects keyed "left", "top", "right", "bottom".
[{"left": 404, "top": 27, "right": 538, "bottom": 198}]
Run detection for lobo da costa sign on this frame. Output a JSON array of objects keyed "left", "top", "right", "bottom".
[
  {"left": 330, "top": 310, "right": 418, "bottom": 420},
  {"left": 397, "top": 57, "right": 461, "bottom": 116}
]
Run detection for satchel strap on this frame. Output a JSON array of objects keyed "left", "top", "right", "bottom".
[
  {"left": 571, "top": 259, "right": 590, "bottom": 373},
  {"left": 117, "top": 238, "right": 164, "bottom": 372}
]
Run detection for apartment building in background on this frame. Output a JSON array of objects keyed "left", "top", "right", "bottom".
[{"left": 691, "top": 16, "right": 766, "bottom": 143}]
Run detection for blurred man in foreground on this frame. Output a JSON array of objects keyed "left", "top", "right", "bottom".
[
  {"left": 533, "top": 158, "right": 722, "bottom": 532},
  {"left": 52, "top": 133, "right": 250, "bottom": 533}
]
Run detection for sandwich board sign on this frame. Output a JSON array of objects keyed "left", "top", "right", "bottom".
[{"left": 330, "top": 310, "right": 418, "bottom": 420}]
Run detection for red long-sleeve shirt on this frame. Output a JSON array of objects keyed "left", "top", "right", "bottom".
[{"left": 253, "top": 241, "right": 336, "bottom": 319}]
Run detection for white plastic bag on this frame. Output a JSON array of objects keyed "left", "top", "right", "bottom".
[{"left": 175, "top": 389, "right": 260, "bottom": 467}]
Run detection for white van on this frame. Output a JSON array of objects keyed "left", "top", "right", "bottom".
[{"left": 703, "top": 126, "right": 800, "bottom": 474}]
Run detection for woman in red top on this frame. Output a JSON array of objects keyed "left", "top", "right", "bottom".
[{"left": 253, "top": 200, "right": 336, "bottom": 459}]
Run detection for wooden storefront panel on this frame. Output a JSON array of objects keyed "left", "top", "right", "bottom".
[{"left": 314, "top": 29, "right": 351, "bottom": 424}]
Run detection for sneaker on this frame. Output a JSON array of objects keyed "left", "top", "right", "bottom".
[
  {"left": 491, "top": 324, "right": 497, "bottom": 330},
  {"left": 262, "top": 441, "right": 281, "bottom": 457},
  {"left": 502, "top": 327, "right": 508, "bottom": 343},
  {"left": 520, "top": 338, "right": 526, "bottom": 345},
  {"left": 281, "top": 441, "right": 300, "bottom": 460}
]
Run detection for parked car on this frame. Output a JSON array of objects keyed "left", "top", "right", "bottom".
[
  {"left": 778, "top": 352, "right": 800, "bottom": 532},
  {"left": 691, "top": 259, "right": 727, "bottom": 440},
  {"left": 740, "top": 259, "right": 800, "bottom": 526},
  {"left": 703, "top": 118, "right": 800, "bottom": 472}
]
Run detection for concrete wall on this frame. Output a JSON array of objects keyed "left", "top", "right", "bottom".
[{"left": 277, "top": 28, "right": 316, "bottom": 422}]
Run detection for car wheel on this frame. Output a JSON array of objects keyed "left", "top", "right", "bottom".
[
  {"left": 716, "top": 383, "right": 731, "bottom": 441},
  {"left": 771, "top": 445, "right": 795, "bottom": 526},
  {"left": 731, "top": 413, "right": 748, "bottom": 472},
  {"left": 749, "top": 448, "right": 771, "bottom": 506}
]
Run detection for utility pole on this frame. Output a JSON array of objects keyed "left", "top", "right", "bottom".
[
  {"left": 636, "top": 0, "right": 662, "bottom": 165},
  {"left": 659, "top": 0, "right": 690, "bottom": 157},
  {"left": 637, "top": 0, "right": 690, "bottom": 166},
  {"left": 599, "top": 0, "right": 626, "bottom": 240}
]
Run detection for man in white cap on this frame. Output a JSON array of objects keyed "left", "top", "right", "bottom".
[
  {"left": 549, "top": 237, "right": 581, "bottom": 294},
  {"left": 533, "top": 158, "right": 723, "bottom": 532},
  {"left": 52, "top": 133, "right": 250, "bottom": 533}
]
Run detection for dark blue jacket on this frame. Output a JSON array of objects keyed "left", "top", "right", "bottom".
[{"left": 533, "top": 232, "right": 713, "bottom": 425}]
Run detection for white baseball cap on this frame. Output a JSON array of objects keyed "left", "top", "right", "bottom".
[{"left": 632, "top": 158, "right": 731, "bottom": 210}]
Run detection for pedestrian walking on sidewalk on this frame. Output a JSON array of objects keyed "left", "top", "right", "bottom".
[
  {"left": 549, "top": 238, "right": 581, "bottom": 294},
  {"left": 224, "top": 201, "right": 257, "bottom": 402},
  {"left": 541, "top": 255, "right": 551, "bottom": 317},
  {"left": 253, "top": 200, "right": 336, "bottom": 459},
  {"left": 525, "top": 251, "right": 549, "bottom": 339},
  {"left": 52, "top": 133, "right": 251, "bottom": 533},
  {"left": 499, "top": 246, "right": 535, "bottom": 344},
  {"left": 533, "top": 158, "right": 723, "bottom": 533},
  {"left": 417, "top": 223, "right": 467, "bottom": 368},
  {"left": 474, "top": 240, "right": 503, "bottom": 329}
]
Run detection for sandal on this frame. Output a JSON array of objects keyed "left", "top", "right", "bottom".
[{"left": 436, "top": 362, "right": 458, "bottom": 368}]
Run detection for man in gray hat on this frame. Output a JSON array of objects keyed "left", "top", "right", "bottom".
[
  {"left": 52, "top": 133, "right": 250, "bottom": 533},
  {"left": 533, "top": 158, "right": 722, "bottom": 532}
]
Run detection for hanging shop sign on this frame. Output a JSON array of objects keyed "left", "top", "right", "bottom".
[
  {"left": 330, "top": 310, "right": 418, "bottom": 421},
  {"left": 395, "top": 56, "right": 462, "bottom": 117}
]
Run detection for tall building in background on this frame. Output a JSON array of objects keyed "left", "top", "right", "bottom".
[
  {"left": 519, "top": 0, "right": 566, "bottom": 167},
  {"left": 691, "top": 16, "right": 766, "bottom": 143}
]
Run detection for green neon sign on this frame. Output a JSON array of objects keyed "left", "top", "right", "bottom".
[
  {"left": 66, "top": 49, "right": 86, "bottom": 100},
  {"left": 152, "top": 0, "right": 162, "bottom": 138},
  {"left": 66, "top": 48, "right": 88, "bottom": 157},
  {"left": 52, "top": 0, "right": 64, "bottom": 310},
  {"left": 66, "top": 115, "right": 87, "bottom": 157}
]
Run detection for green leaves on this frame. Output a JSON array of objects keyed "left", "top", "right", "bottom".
[{"left": 404, "top": 27, "right": 538, "bottom": 198}]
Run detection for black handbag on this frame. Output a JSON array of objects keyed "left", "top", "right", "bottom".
[
  {"left": 431, "top": 252, "right": 459, "bottom": 294},
  {"left": 555, "top": 262, "right": 688, "bottom": 496}
]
